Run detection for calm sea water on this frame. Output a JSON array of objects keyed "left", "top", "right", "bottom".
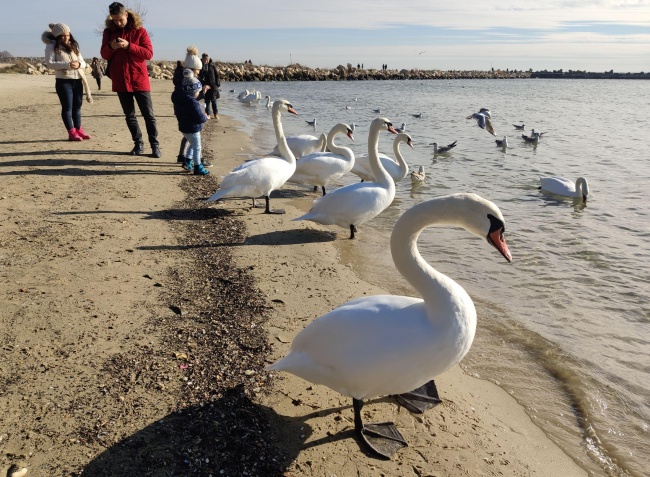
[{"left": 217, "top": 79, "right": 649, "bottom": 476}]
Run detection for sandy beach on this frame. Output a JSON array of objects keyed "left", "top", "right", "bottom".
[{"left": 0, "top": 74, "right": 586, "bottom": 476}]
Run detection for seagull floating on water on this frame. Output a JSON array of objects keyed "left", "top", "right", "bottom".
[
  {"left": 495, "top": 136, "right": 508, "bottom": 148},
  {"left": 410, "top": 165, "right": 425, "bottom": 182},
  {"left": 373, "top": 108, "right": 381, "bottom": 113},
  {"left": 395, "top": 123, "right": 407, "bottom": 133},
  {"left": 521, "top": 133, "right": 539, "bottom": 144},
  {"left": 411, "top": 112, "right": 422, "bottom": 119},
  {"left": 306, "top": 118, "right": 317, "bottom": 127},
  {"left": 431, "top": 140, "right": 458, "bottom": 154},
  {"left": 513, "top": 123, "right": 525, "bottom": 130}
]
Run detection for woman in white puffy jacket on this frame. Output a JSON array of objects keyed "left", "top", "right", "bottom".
[{"left": 43, "top": 22, "right": 91, "bottom": 141}]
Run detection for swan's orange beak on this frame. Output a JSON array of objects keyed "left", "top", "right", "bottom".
[
  {"left": 488, "top": 228, "right": 512, "bottom": 262},
  {"left": 387, "top": 125, "right": 398, "bottom": 134},
  {"left": 407, "top": 138, "right": 414, "bottom": 149},
  {"left": 288, "top": 107, "right": 298, "bottom": 115},
  {"left": 347, "top": 131, "right": 354, "bottom": 141}
]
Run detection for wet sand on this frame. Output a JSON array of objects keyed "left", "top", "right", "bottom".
[{"left": 0, "top": 74, "right": 585, "bottom": 476}]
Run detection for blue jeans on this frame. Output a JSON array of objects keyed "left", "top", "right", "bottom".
[
  {"left": 117, "top": 91, "right": 159, "bottom": 146},
  {"left": 55, "top": 78, "right": 83, "bottom": 130},
  {"left": 182, "top": 131, "right": 202, "bottom": 164}
]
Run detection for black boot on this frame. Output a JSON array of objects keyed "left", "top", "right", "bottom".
[{"left": 130, "top": 141, "right": 145, "bottom": 156}]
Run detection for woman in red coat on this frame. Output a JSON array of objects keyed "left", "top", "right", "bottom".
[{"left": 101, "top": 2, "right": 161, "bottom": 158}]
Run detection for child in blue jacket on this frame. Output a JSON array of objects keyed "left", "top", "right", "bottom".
[{"left": 171, "top": 69, "right": 209, "bottom": 175}]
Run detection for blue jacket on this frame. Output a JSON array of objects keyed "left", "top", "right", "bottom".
[{"left": 171, "top": 89, "right": 207, "bottom": 134}]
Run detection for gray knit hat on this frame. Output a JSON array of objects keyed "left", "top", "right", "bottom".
[{"left": 50, "top": 23, "right": 71, "bottom": 38}]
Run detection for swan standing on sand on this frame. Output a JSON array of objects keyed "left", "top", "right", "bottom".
[
  {"left": 410, "top": 165, "right": 425, "bottom": 182},
  {"left": 293, "top": 117, "right": 398, "bottom": 239},
  {"left": 467, "top": 108, "right": 496, "bottom": 136},
  {"left": 268, "top": 193, "right": 512, "bottom": 458},
  {"left": 271, "top": 133, "right": 327, "bottom": 159},
  {"left": 431, "top": 141, "right": 457, "bottom": 155},
  {"left": 288, "top": 123, "right": 355, "bottom": 195},
  {"left": 206, "top": 100, "right": 298, "bottom": 214},
  {"left": 539, "top": 176, "right": 590, "bottom": 202},
  {"left": 351, "top": 133, "right": 413, "bottom": 183}
]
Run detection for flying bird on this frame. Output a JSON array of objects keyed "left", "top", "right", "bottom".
[{"left": 467, "top": 108, "right": 496, "bottom": 136}]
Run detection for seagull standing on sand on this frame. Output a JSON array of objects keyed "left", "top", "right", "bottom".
[{"left": 467, "top": 108, "right": 496, "bottom": 136}]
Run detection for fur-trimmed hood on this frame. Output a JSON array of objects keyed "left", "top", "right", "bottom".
[
  {"left": 104, "top": 9, "right": 143, "bottom": 31},
  {"left": 41, "top": 30, "right": 56, "bottom": 45}
]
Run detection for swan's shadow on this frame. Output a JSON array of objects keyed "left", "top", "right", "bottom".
[{"left": 81, "top": 386, "right": 308, "bottom": 476}]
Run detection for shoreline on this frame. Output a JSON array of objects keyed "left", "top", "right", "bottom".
[{"left": 0, "top": 75, "right": 586, "bottom": 476}]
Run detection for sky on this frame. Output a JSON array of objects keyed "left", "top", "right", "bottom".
[{"left": 4, "top": 0, "right": 650, "bottom": 72}]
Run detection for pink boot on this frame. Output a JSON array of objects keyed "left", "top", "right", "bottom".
[
  {"left": 76, "top": 126, "right": 92, "bottom": 140},
  {"left": 68, "top": 128, "right": 83, "bottom": 141}
]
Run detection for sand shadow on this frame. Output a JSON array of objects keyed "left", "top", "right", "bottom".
[{"left": 81, "top": 386, "right": 310, "bottom": 476}]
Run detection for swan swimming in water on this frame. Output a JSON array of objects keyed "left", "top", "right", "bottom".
[
  {"left": 351, "top": 132, "right": 412, "bottom": 183},
  {"left": 268, "top": 193, "right": 512, "bottom": 458},
  {"left": 288, "top": 123, "right": 355, "bottom": 195},
  {"left": 539, "top": 176, "right": 590, "bottom": 202},
  {"left": 206, "top": 100, "right": 298, "bottom": 214},
  {"left": 293, "top": 117, "right": 398, "bottom": 239}
]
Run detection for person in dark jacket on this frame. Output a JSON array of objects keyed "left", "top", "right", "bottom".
[
  {"left": 171, "top": 70, "right": 209, "bottom": 175},
  {"left": 100, "top": 2, "right": 161, "bottom": 158},
  {"left": 199, "top": 53, "right": 220, "bottom": 119}
]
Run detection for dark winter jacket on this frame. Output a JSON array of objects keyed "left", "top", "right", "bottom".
[
  {"left": 171, "top": 90, "right": 207, "bottom": 134},
  {"left": 199, "top": 61, "right": 220, "bottom": 89},
  {"left": 100, "top": 10, "right": 152, "bottom": 93}
]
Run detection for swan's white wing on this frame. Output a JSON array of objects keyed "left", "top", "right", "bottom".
[{"left": 540, "top": 177, "right": 577, "bottom": 196}]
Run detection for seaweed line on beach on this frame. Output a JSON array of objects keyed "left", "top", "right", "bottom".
[{"left": 77, "top": 123, "right": 291, "bottom": 476}]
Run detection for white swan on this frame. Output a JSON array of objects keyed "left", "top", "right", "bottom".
[
  {"left": 351, "top": 133, "right": 412, "bottom": 183},
  {"left": 268, "top": 193, "right": 512, "bottom": 458},
  {"left": 288, "top": 123, "right": 355, "bottom": 195},
  {"left": 265, "top": 95, "right": 272, "bottom": 108},
  {"left": 206, "top": 100, "right": 298, "bottom": 214},
  {"left": 293, "top": 117, "right": 398, "bottom": 239},
  {"left": 539, "top": 176, "right": 590, "bottom": 202},
  {"left": 467, "top": 108, "right": 496, "bottom": 136},
  {"left": 239, "top": 90, "right": 260, "bottom": 104},
  {"left": 271, "top": 133, "right": 327, "bottom": 159},
  {"left": 410, "top": 165, "right": 425, "bottom": 182}
]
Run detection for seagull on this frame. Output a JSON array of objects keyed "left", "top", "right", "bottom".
[
  {"left": 513, "top": 123, "right": 525, "bottom": 130},
  {"left": 467, "top": 108, "right": 496, "bottom": 136},
  {"left": 521, "top": 133, "right": 540, "bottom": 144},
  {"left": 530, "top": 129, "right": 546, "bottom": 138},
  {"left": 411, "top": 112, "right": 422, "bottom": 119},
  {"left": 395, "top": 123, "right": 407, "bottom": 133},
  {"left": 229, "top": 89, "right": 236, "bottom": 93},
  {"left": 345, "top": 105, "right": 352, "bottom": 110},
  {"left": 373, "top": 108, "right": 381, "bottom": 113},
  {"left": 410, "top": 165, "right": 425, "bottom": 182},
  {"left": 306, "top": 118, "right": 317, "bottom": 127},
  {"left": 495, "top": 136, "right": 508, "bottom": 148},
  {"left": 431, "top": 140, "right": 458, "bottom": 154}
]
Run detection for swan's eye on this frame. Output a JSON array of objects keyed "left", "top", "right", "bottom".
[
  {"left": 386, "top": 122, "right": 393, "bottom": 127},
  {"left": 487, "top": 213, "right": 505, "bottom": 236}
]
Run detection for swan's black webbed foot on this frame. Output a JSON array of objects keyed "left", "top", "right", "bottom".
[
  {"left": 263, "top": 196, "right": 285, "bottom": 214},
  {"left": 394, "top": 380, "right": 441, "bottom": 414},
  {"left": 353, "top": 399, "right": 407, "bottom": 459}
]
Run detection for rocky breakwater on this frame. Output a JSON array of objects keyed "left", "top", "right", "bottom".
[{"left": 3, "top": 58, "right": 531, "bottom": 81}]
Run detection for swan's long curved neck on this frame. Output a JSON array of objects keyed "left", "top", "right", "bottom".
[
  {"left": 273, "top": 106, "right": 295, "bottom": 165},
  {"left": 318, "top": 133, "right": 327, "bottom": 152},
  {"left": 390, "top": 197, "right": 471, "bottom": 313},
  {"left": 393, "top": 137, "right": 408, "bottom": 174},
  {"left": 368, "top": 126, "right": 394, "bottom": 187},
  {"left": 327, "top": 125, "right": 353, "bottom": 162},
  {"left": 576, "top": 177, "right": 588, "bottom": 195}
]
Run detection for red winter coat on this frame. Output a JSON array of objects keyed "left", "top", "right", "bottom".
[{"left": 100, "top": 10, "right": 152, "bottom": 93}]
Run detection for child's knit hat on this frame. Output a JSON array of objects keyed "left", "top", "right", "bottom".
[
  {"left": 50, "top": 23, "right": 71, "bottom": 38},
  {"left": 183, "top": 46, "right": 202, "bottom": 70},
  {"left": 181, "top": 69, "right": 202, "bottom": 95}
]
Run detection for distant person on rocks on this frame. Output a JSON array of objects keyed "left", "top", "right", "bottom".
[
  {"left": 90, "top": 57, "right": 104, "bottom": 91},
  {"left": 199, "top": 53, "right": 221, "bottom": 119},
  {"left": 42, "top": 22, "right": 92, "bottom": 141},
  {"left": 171, "top": 69, "right": 210, "bottom": 175},
  {"left": 101, "top": 2, "right": 161, "bottom": 158}
]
